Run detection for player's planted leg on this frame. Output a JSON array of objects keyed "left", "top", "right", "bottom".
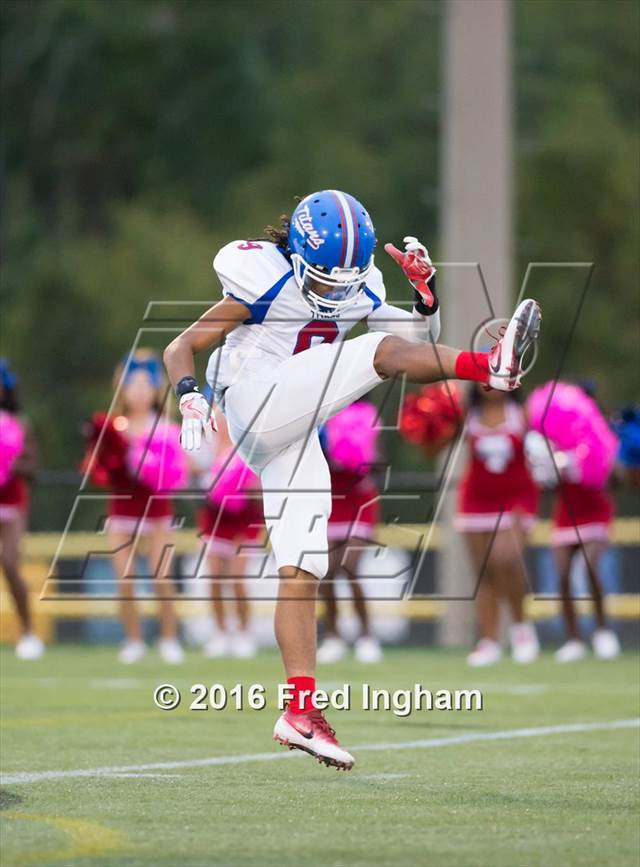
[
  {"left": 274, "top": 566, "right": 317, "bottom": 677},
  {"left": 273, "top": 566, "right": 355, "bottom": 770}
]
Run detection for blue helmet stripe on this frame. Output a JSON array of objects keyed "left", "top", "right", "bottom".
[{"left": 331, "top": 189, "right": 355, "bottom": 267}]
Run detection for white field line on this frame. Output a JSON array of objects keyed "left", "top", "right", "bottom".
[
  {"left": 104, "top": 773, "right": 183, "bottom": 779},
  {"left": 88, "top": 679, "right": 143, "bottom": 690},
  {"left": 355, "top": 773, "right": 410, "bottom": 782},
  {"left": 1, "top": 718, "right": 637, "bottom": 786}
]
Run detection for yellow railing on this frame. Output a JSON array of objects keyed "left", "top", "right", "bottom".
[
  {"left": 1, "top": 519, "right": 638, "bottom": 642},
  {"left": 19, "top": 516, "right": 640, "bottom": 559}
]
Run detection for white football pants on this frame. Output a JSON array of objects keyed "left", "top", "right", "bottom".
[{"left": 222, "top": 331, "right": 387, "bottom": 578}]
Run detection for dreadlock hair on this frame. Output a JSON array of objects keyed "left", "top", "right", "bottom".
[
  {"left": 253, "top": 196, "right": 302, "bottom": 257},
  {"left": 260, "top": 214, "right": 291, "bottom": 252}
]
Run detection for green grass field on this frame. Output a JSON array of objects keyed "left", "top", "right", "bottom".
[{"left": 1, "top": 645, "right": 638, "bottom": 867}]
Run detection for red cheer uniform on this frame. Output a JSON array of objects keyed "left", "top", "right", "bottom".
[{"left": 455, "top": 403, "right": 538, "bottom": 533}]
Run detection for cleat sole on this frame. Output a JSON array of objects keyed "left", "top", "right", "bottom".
[
  {"left": 507, "top": 300, "right": 542, "bottom": 388},
  {"left": 273, "top": 733, "right": 354, "bottom": 771},
  {"left": 514, "top": 300, "right": 541, "bottom": 362}
]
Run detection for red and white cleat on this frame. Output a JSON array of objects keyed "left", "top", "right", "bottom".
[
  {"left": 273, "top": 708, "right": 355, "bottom": 771},
  {"left": 488, "top": 299, "right": 542, "bottom": 391}
]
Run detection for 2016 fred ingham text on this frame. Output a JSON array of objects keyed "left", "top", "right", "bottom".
[{"left": 277, "top": 683, "right": 484, "bottom": 717}]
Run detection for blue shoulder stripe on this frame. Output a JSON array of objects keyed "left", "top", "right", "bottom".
[
  {"left": 229, "top": 269, "right": 294, "bottom": 325},
  {"left": 363, "top": 284, "right": 382, "bottom": 312}
]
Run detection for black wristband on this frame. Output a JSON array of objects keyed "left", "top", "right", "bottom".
[
  {"left": 176, "top": 376, "right": 200, "bottom": 399},
  {"left": 414, "top": 273, "right": 439, "bottom": 316}
]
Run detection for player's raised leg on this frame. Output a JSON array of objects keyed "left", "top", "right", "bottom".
[
  {"left": 225, "top": 297, "right": 541, "bottom": 473},
  {"left": 373, "top": 298, "right": 541, "bottom": 391}
]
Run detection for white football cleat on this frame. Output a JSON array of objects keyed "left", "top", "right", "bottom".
[
  {"left": 203, "top": 632, "right": 231, "bottom": 659},
  {"left": 592, "top": 629, "right": 621, "bottom": 660},
  {"left": 15, "top": 633, "right": 44, "bottom": 661},
  {"left": 232, "top": 631, "right": 258, "bottom": 659},
  {"left": 488, "top": 299, "right": 542, "bottom": 391},
  {"left": 316, "top": 636, "right": 347, "bottom": 664},
  {"left": 273, "top": 708, "right": 355, "bottom": 770},
  {"left": 467, "top": 639, "right": 503, "bottom": 667},
  {"left": 118, "top": 640, "right": 147, "bottom": 665},
  {"left": 509, "top": 622, "right": 540, "bottom": 664},
  {"left": 555, "top": 639, "right": 587, "bottom": 663},
  {"left": 157, "top": 638, "right": 185, "bottom": 665},
  {"left": 354, "top": 635, "right": 384, "bottom": 664}
]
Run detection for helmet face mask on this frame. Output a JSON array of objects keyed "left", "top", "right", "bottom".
[
  {"left": 292, "top": 254, "right": 373, "bottom": 319},
  {"left": 288, "top": 190, "right": 376, "bottom": 319}
]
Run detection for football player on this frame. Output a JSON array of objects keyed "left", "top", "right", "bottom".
[{"left": 164, "top": 190, "right": 541, "bottom": 770}]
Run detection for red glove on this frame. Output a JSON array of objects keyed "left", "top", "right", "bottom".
[{"left": 384, "top": 236, "right": 437, "bottom": 308}]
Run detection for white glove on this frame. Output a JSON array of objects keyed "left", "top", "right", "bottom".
[
  {"left": 179, "top": 392, "right": 216, "bottom": 452},
  {"left": 403, "top": 236, "right": 433, "bottom": 261}
]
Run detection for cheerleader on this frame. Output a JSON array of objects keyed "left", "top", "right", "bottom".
[
  {"left": 84, "top": 350, "right": 187, "bottom": 664},
  {"left": 401, "top": 382, "right": 539, "bottom": 666},
  {"left": 196, "top": 412, "right": 262, "bottom": 658},
  {"left": 316, "top": 401, "right": 383, "bottom": 665},
  {"left": 455, "top": 386, "right": 540, "bottom": 666},
  {"left": 528, "top": 382, "right": 620, "bottom": 662},
  {"left": 0, "top": 360, "right": 43, "bottom": 660}
]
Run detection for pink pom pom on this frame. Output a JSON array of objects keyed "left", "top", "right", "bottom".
[
  {"left": 325, "top": 402, "right": 380, "bottom": 473},
  {"left": 128, "top": 421, "right": 188, "bottom": 492},
  {"left": 208, "top": 451, "right": 257, "bottom": 513},
  {"left": 0, "top": 411, "right": 25, "bottom": 487},
  {"left": 526, "top": 382, "right": 618, "bottom": 488}
]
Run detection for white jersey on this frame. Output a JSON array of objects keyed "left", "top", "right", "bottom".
[
  {"left": 202, "top": 238, "right": 440, "bottom": 578},
  {"left": 206, "top": 240, "right": 387, "bottom": 401}
]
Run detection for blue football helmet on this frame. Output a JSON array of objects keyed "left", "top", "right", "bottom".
[{"left": 288, "top": 190, "right": 376, "bottom": 318}]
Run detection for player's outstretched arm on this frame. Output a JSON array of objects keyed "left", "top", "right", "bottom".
[
  {"left": 367, "top": 300, "right": 440, "bottom": 344},
  {"left": 164, "top": 295, "right": 249, "bottom": 450},
  {"left": 367, "top": 236, "right": 441, "bottom": 343}
]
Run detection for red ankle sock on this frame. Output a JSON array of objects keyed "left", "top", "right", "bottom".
[
  {"left": 454, "top": 351, "right": 490, "bottom": 384},
  {"left": 287, "top": 676, "right": 316, "bottom": 714}
]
